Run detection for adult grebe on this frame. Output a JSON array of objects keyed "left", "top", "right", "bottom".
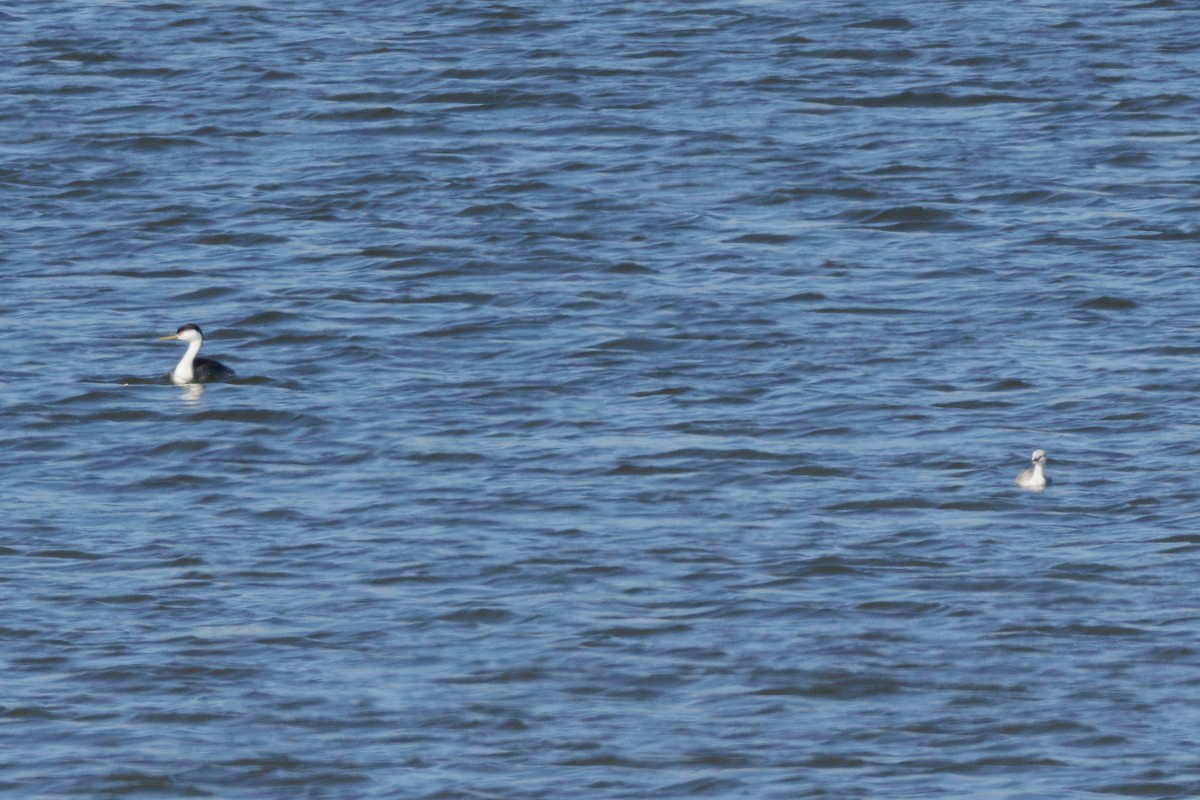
[
  {"left": 1014, "top": 449, "right": 1048, "bottom": 490},
  {"left": 159, "top": 323, "right": 235, "bottom": 384}
]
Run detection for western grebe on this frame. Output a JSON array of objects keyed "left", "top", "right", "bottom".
[
  {"left": 159, "top": 323, "right": 235, "bottom": 384},
  {"left": 1014, "top": 449, "right": 1048, "bottom": 490}
]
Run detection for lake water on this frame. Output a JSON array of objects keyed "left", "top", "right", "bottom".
[{"left": 4, "top": 1, "right": 1200, "bottom": 797}]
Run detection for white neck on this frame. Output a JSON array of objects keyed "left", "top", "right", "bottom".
[{"left": 172, "top": 338, "right": 203, "bottom": 384}]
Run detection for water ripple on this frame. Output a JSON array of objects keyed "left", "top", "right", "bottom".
[{"left": 4, "top": 1, "right": 1200, "bottom": 798}]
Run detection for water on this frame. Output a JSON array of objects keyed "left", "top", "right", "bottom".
[{"left": 4, "top": 1, "right": 1200, "bottom": 797}]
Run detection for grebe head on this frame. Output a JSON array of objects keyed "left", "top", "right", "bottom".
[
  {"left": 1031, "top": 449, "right": 1046, "bottom": 464},
  {"left": 159, "top": 323, "right": 204, "bottom": 343}
]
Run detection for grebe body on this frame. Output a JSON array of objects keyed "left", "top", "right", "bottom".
[
  {"left": 1014, "top": 449, "right": 1048, "bottom": 490},
  {"left": 159, "top": 323, "right": 235, "bottom": 384}
]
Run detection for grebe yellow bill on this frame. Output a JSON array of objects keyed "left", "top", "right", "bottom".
[
  {"left": 159, "top": 323, "right": 235, "bottom": 385},
  {"left": 1014, "top": 449, "right": 1048, "bottom": 490}
]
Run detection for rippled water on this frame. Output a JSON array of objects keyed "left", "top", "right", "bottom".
[{"left": 4, "top": 1, "right": 1200, "bottom": 797}]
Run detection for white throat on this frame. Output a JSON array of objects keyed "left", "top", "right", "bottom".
[
  {"left": 1020, "top": 460, "right": 1046, "bottom": 488},
  {"left": 172, "top": 337, "right": 203, "bottom": 384}
]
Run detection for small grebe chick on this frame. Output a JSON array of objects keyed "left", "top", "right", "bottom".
[
  {"left": 1014, "top": 449, "right": 1048, "bottom": 490},
  {"left": 159, "top": 323, "right": 235, "bottom": 384}
]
